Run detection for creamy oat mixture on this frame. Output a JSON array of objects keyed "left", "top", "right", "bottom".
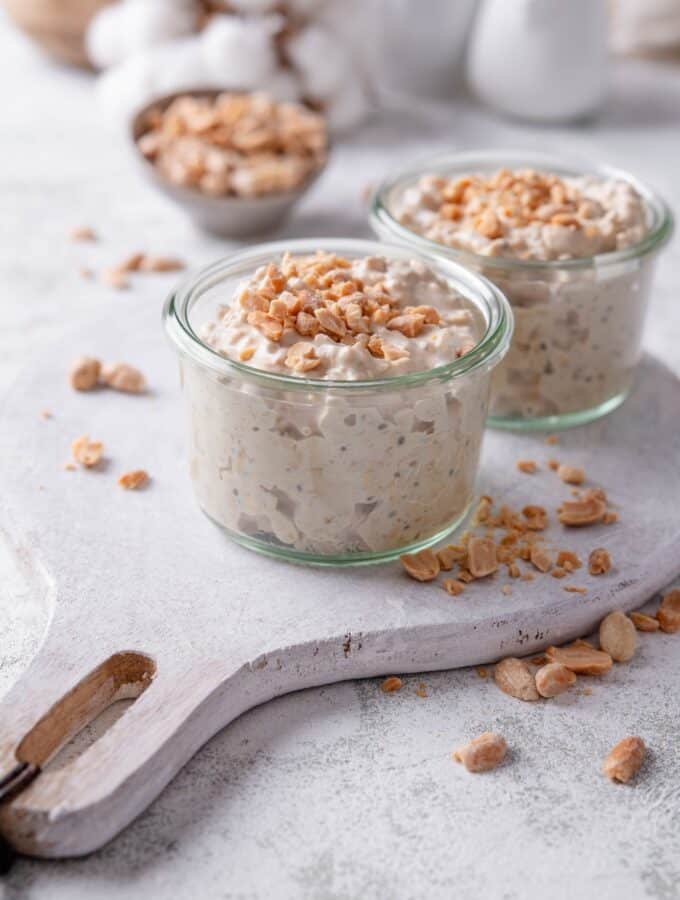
[
  {"left": 182, "top": 251, "right": 496, "bottom": 557},
  {"left": 391, "top": 168, "right": 653, "bottom": 420}
]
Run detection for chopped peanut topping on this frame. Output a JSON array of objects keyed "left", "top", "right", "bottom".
[
  {"left": 284, "top": 342, "right": 321, "bottom": 373},
  {"left": 516, "top": 459, "right": 537, "bottom": 474},
  {"left": 556, "top": 550, "right": 582, "bottom": 570},
  {"left": 530, "top": 545, "right": 552, "bottom": 573},
  {"left": 400, "top": 548, "right": 440, "bottom": 582},
  {"left": 522, "top": 505, "right": 547, "bottom": 530},
  {"left": 588, "top": 548, "right": 611, "bottom": 575},
  {"left": 71, "top": 435, "right": 103, "bottom": 468},
  {"left": 239, "top": 347, "right": 256, "bottom": 362},
  {"left": 118, "top": 469, "right": 149, "bottom": 490}
]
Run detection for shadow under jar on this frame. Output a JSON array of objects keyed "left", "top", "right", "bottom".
[
  {"left": 164, "top": 238, "right": 512, "bottom": 565},
  {"left": 370, "top": 150, "right": 673, "bottom": 430}
]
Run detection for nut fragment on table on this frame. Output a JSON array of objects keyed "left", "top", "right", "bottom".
[
  {"left": 545, "top": 642, "right": 613, "bottom": 675},
  {"left": 535, "top": 662, "right": 576, "bottom": 698},
  {"left": 71, "top": 435, "right": 103, "bottom": 468},
  {"left": 558, "top": 494, "right": 606, "bottom": 526},
  {"left": 467, "top": 536, "right": 498, "bottom": 578},
  {"left": 453, "top": 732, "right": 508, "bottom": 773},
  {"left": 588, "top": 547, "right": 611, "bottom": 575},
  {"left": 657, "top": 589, "right": 680, "bottom": 633},
  {"left": 118, "top": 469, "right": 149, "bottom": 490},
  {"left": 400, "top": 548, "right": 440, "bottom": 582},
  {"left": 69, "top": 226, "right": 97, "bottom": 242},
  {"left": 101, "top": 363, "right": 146, "bottom": 394},
  {"left": 380, "top": 676, "right": 403, "bottom": 693},
  {"left": 442, "top": 578, "right": 465, "bottom": 596},
  {"left": 136, "top": 92, "right": 328, "bottom": 199},
  {"left": 557, "top": 464, "right": 585, "bottom": 485},
  {"left": 69, "top": 356, "right": 101, "bottom": 391},
  {"left": 603, "top": 736, "right": 645, "bottom": 783},
  {"left": 493, "top": 657, "right": 539, "bottom": 701},
  {"left": 516, "top": 459, "right": 537, "bottom": 474},
  {"left": 629, "top": 611, "right": 660, "bottom": 632},
  {"left": 599, "top": 610, "right": 636, "bottom": 662}
]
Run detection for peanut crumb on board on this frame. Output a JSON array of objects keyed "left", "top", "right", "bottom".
[
  {"left": 599, "top": 610, "right": 636, "bottom": 662},
  {"left": 400, "top": 548, "right": 440, "bottom": 582},
  {"left": 657, "top": 589, "right": 680, "bottom": 633},
  {"left": 69, "top": 226, "right": 97, "bottom": 242},
  {"left": 442, "top": 578, "right": 465, "bottom": 596},
  {"left": 380, "top": 676, "right": 403, "bottom": 694},
  {"left": 40, "top": 409, "right": 52, "bottom": 420},
  {"left": 101, "top": 362, "right": 145, "bottom": 394},
  {"left": 545, "top": 435, "right": 559, "bottom": 445},
  {"left": 501, "top": 584, "right": 512, "bottom": 596},
  {"left": 494, "top": 657, "right": 539, "bottom": 701},
  {"left": 71, "top": 435, "right": 103, "bottom": 468},
  {"left": 467, "top": 536, "right": 498, "bottom": 577},
  {"left": 476, "top": 667, "right": 488, "bottom": 678},
  {"left": 415, "top": 682, "right": 428, "bottom": 698},
  {"left": 118, "top": 469, "right": 149, "bottom": 490},
  {"left": 558, "top": 464, "right": 585, "bottom": 485},
  {"left": 516, "top": 459, "right": 537, "bottom": 474},
  {"left": 548, "top": 459, "right": 560, "bottom": 471},
  {"left": 564, "top": 585, "right": 587, "bottom": 594},
  {"left": 589, "top": 548, "right": 611, "bottom": 575}
]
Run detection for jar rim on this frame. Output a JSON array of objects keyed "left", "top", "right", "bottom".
[
  {"left": 370, "top": 148, "right": 674, "bottom": 273},
  {"left": 163, "top": 237, "right": 513, "bottom": 392}
]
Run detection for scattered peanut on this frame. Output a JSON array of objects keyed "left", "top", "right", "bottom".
[
  {"left": 467, "top": 536, "right": 498, "bottom": 578},
  {"left": 118, "top": 469, "right": 149, "bottom": 490},
  {"left": 69, "top": 356, "right": 101, "bottom": 392},
  {"left": 380, "top": 676, "right": 403, "bottom": 694},
  {"left": 657, "top": 589, "right": 680, "bottom": 633},
  {"left": 530, "top": 545, "right": 552, "bottom": 573},
  {"left": 71, "top": 435, "right": 103, "bottom": 468},
  {"left": 442, "top": 578, "right": 465, "bottom": 596},
  {"left": 453, "top": 732, "right": 508, "bottom": 773},
  {"left": 630, "top": 611, "right": 660, "bottom": 632},
  {"left": 400, "top": 548, "right": 440, "bottom": 582},
  {"left": 599, "top": 610, "right": 636, "bottom": 662},
  {"left": 545, "top": 642, "right": 613, "bottom": 675},
  {"left": 588, "top": 548, "right": 611, "bottom": 575},
  {"left": 101, "top": 363, "right": 145, "bottom": 394},
  {"left": 535, "top": 662, "right": 576, "bottom": 698},
  {"left": 69, "top": 226, "right": 97, "bottom": 242},
  {"left": 603, "top": 736, "right": 645, "bottom": 784},
  {"left": 516, "top": 459, "right": 537, "bottom": 474},
  {"left": 557, "top": 464, "right": 585, "bottom": 485},
  {"left": 493, "top": 657, "right": 539, "bottom": 701}
]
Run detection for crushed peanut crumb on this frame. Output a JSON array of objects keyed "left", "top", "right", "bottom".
[
  {"left": 588, "top": 548, "right": 611, "bottom": 575},
  {"left": 380, "top": 676, "right": 403, "bottom": 693},
  {"left": 400, "top": 548, "right": 440, "bottom": 582},
  {"left": 70, "top": 226, "right": 97, "bottom": 242},
  {"left": 516, "top": 459, "right": 538, "bottom": 474},
  {"left": 101, "top": 363, "right": 145, "bottom": 394},
  {"left": 69, "top": 356, "right": 101, "bottom": 392},
  {"left": 564, "top": 585, "right": 588, "bottom": 594},
  {"left": 415, "top": 682, "right": 428, "bottom": 698},
  {"left": 442, "top": 578, "right": 465, "bottom": 596},
  {"left": 557, "top": 464, "right": 585, "bottom": 485},
  {"left": 118, "top": 469, "right": 149, "bottom": 490},
  {"left": 71, "top": 435, "right": 103, "bottom": 468}
]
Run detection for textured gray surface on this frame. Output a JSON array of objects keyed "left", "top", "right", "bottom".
[{"left": 1, "top": 17, "right": 680, "bottom": 900}]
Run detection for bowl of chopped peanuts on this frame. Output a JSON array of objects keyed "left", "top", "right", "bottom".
[{"left": 131, "top": 89, "right": 329, "bottom": 238}]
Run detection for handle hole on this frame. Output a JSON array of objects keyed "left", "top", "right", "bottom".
[{"left": 15, "top": 651, "right": 156, "bottom": 768}]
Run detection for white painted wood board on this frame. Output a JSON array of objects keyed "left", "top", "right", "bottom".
[{"left": 1, "top": 300, "right": 678, "bottom": 858}]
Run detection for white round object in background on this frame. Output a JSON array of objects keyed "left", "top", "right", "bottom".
[
  {"left": 466, "top": 0, "right": 609, "bottom": 123},
  {"left": 200, "top": 15, "right": 281, "bottom": 89}
]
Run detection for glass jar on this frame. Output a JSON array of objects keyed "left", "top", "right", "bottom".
[
  {"left": 163, "top": 238, "right": 512, "bottom": 565},
  {"left": 370, "top": 150, "right": 673, "bottom": 430}
]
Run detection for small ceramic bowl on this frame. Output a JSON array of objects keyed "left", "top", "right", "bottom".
[{"left": 130, "top": 89, "right": 329, "bottom": 239}]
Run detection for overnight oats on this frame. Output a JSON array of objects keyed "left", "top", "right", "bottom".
[
  {"left": 371, "top": 151, "right": 673, "bottom": 429},
  {"left": 164, "top": 239, "right": 512, "bottom": 564}
]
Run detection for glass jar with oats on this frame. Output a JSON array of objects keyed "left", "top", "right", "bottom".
[
  {"left": 370, "top": 150, "right": 673, "bottom": 429},
  {"left": 164, "top": 238, "right": 512, "bottom": 565}
]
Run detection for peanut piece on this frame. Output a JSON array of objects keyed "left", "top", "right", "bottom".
[
  {"left": 494, "top": 657, "right": 539, "bottom": 701},
  {"left": 400, "top": 548, "right": 440, "bottom": 582},
  {"left": 603, "top": 736, "right": 645, "bottom": 784},
  {"left": 657, "top": 589, "right": 680, "bottom": 633},
  {"left": 557, "top": 464, "right": 585, "bottom": 485},
  {"left": 545, "top": 642, "right": 613, "bottom": 675},
  {"left": 101, "top": 363, "right": 146, "bottom": 394},
  {"left": 599, "top": 610, "right": 636, "bottom": 662},
  {"left": 588, "top": 548, "right": 611, "bottom": 575},
  {"left": 69, "top": 356, "right": 101, "bottom": 391},
  {"left": 630, "top": 611, "right": 660, "bottom": 632},
  {"left": 118, "top": 469, "right": 149, "bottom": 490},
  {"left": 71, "top": 435, "right": 103, "bottom": 468},
  {"left": 467, "top": 536, "right": 498, "bottom": 578},
  {"left": 453, "top": 732, "right": 507, "bottom": 773},
  {"left": 380, "top": 676, "right": 402, "bottom": 694},
  {"left": 535, "top": 662, "right": 576, "bottom": 698}
]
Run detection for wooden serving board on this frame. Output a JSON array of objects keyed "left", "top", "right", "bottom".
[{"left": 1, "top": 301, "right": 679, "bottom": 859}]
